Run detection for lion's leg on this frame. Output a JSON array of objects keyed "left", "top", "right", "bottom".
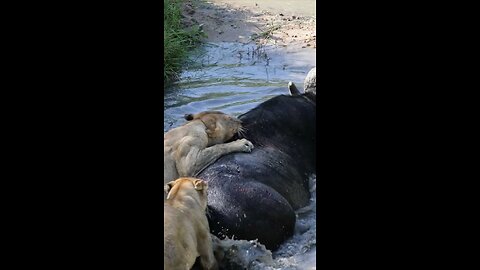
[
  {"left": 190, "top": 139, "right": 254, "bottom": 176},
  {"left": 197, "top": 235, "right": 218, "bottom": 270},
  {"left": 164, "top": 158, "right": 179, "bottom": 185},
  {"left": 176, "top": 139, "right": 253, "bottom": 177}
]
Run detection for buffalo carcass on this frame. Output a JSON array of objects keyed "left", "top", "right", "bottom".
[{"left": 197, "top": 71, "right": 316, "bottom": 250}]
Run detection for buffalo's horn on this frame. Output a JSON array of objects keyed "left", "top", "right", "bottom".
[{"left": 288, "top": 81, "right": 301, "bottom": 95}]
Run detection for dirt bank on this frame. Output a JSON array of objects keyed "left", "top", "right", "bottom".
[{"left": 181, "top": 0, "right": 316, "bottom": 49}]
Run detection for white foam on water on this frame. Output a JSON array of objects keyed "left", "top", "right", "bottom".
[{"left": 214, "top": 175, "right": 316, "bottom": 269}]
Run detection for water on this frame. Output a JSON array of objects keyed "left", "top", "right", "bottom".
[
  {"left": 212, "top": 175, "right": 316, "bottom": 270},
  {"left": 164, "top": 42, "right": 315, "bottom": 132},
  {"left": 164, "top": 41, "right": 316, "bottom": 269}
]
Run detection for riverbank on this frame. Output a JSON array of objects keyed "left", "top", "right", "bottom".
[
  {"left": 180, "top": 0, "right": 316, "bottom": 48},
  {"left": 164, "top": 0, "right": 204, "bottom": 84},
  {"left": 165, "top": 0, "right": 316, "bottom": 85}
]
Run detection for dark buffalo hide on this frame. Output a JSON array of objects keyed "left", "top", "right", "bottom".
[{"left": 196, "top": 92, "right": 316, "bottom": 250}]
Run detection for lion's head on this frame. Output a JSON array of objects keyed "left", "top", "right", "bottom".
[
  {"left": 164, "top": 177, "right": 209, "bottom": 210},
  {"left": 184, "top": 111, "right": 244, "bottom": 146}
]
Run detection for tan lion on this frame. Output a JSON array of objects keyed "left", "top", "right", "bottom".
[
  {"left": 164, "top": 177, "right": 218, "bottom": 270},
  {"left": 164, "top": 111, "right": 253, "bottom": 186}
]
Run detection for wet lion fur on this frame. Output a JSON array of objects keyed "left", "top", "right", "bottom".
[{"left": 164, "top": 178, "right": 218, "bottom": 270}]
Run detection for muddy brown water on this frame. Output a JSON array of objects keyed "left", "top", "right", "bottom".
[{"left": 164, "top": 11, "right": 316, "bottom": 268}]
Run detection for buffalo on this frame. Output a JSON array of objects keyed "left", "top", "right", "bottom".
[{"left": 196, "top": 69, "right": 317, "bottom": 250}]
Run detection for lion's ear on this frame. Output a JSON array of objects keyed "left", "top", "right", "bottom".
[
  {"left": 201, "top": 116, "right": 217, "bottom": 137},
  {"left": 164, "top": 181, "right": 176, "bottom": 198},
  {"left": 193, "top": 179, "right": 207, "bottom": 191}
]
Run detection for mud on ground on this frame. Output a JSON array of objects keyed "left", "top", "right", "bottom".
[{"left": 181, "top": 0, "right": 316, "bottom": 49}]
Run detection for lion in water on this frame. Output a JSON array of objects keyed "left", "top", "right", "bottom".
[{"left": 164, "top": 178, "right": 218, "bottom": 270}]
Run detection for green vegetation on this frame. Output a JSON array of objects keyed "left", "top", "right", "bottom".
[
  {"left": 164, "top": 0, "right": 204, "bottom": 84},
  {"left": 252, "top": 24, "right": 282, "bottom": 41}
]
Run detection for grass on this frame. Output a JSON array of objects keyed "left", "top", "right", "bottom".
[
  {"left": 251, "top": 24, "right": 282, "bottom": 41},
  {"left": 164, "top": 0, "right": 204, "bottom": 84}
]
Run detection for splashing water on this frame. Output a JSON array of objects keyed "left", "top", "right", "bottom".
[{"left": 212, "top": 175, "right": 316, "bottom": 270}]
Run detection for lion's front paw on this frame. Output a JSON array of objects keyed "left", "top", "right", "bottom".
[{"left": 237, "top": 138, "right": 254, "bottom": 153}]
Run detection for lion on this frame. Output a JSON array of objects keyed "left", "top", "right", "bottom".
[
  {"left": 164, "top": 111, "right": 254, "bottom": 186},
  {"left": 164, "top": 177, "right": 218, "bottom": 270}
]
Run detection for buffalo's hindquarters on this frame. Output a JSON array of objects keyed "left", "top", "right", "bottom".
[{"left": 206, "top": 180, "right": 296, "bottom": 250}]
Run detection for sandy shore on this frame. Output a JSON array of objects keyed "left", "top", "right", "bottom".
[{"left": 181, "top": 0, "right": 316, "bottom": 49}]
